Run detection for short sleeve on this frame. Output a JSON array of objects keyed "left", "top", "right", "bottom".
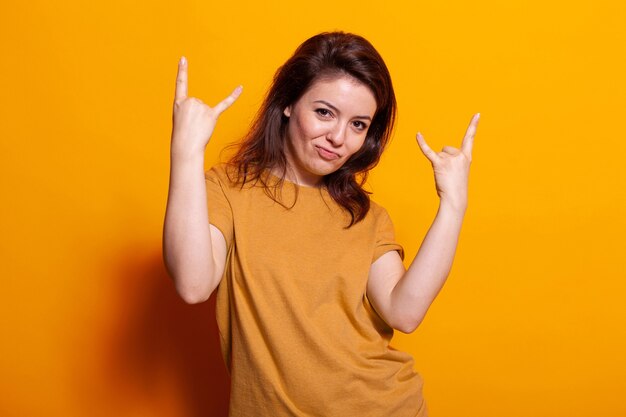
[
  {"left": 205, "top": 166, "right": 234, "bottom": 248},
  {"left": 372, "top": 207, "right": 405, "bottom": 263}
]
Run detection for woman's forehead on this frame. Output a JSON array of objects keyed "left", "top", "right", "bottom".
[{"left": 299, "top": 75, "right": 377, "bottom": 115}]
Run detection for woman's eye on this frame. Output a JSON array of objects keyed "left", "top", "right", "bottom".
[
  {"left": 315, "top": 108, "right": 332, "bottom": 117},
  {"left": 353, "top": 121, "right": 368, "bottom": 130}
]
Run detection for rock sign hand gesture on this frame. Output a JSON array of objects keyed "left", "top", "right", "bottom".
[
  {"left": 171, "top": 57, "right": 243, "bottom": 159},
  {"left": 415, "top": 113, "right": 480, "bottom": 213}
]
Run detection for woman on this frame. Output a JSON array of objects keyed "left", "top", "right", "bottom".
[{"left": 163, "top": 31, "right": 478, "bottom": 416}]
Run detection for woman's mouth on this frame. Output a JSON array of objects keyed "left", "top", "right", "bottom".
[{"left": 315, "top": 145, "right": 340, "bottom": 161}]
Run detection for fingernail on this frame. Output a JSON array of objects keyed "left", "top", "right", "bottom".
[{"left": 180, "top": 56, "right": 187, "bottom": 65}]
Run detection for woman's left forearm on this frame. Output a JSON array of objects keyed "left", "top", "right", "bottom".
[
  {"left": 390, "top": 199, "right": 466, "bottom": 331},
  {"left": 389, "top": 113, "right": 478, "bottom": 332}
]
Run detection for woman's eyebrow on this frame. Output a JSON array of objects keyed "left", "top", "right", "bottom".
[{"left": 313, "top": 100, "right": 372, "bottom": 121}]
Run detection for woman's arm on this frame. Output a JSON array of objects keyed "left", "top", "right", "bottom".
[
  {"left": 367, "top": 114, "right": 479, "bottom": 333},
  {"left": 162, "top": 56, "right": 241, "bottom": 304},
  {"left": 163, "top": 154, "right": 228, "bottom": 304},
  {"left": 367, "top": 202, "right": 465, "bottom": 333}
]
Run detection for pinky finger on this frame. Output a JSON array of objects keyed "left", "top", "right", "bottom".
[
  {"left": 213, "top": 85, "right": 243, "bottom": 115},
  {"left": 416, "top": 132, "right": 440, "bottom": 163}
]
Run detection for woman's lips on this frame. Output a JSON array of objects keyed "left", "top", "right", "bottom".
[{"left": 315, "top": 145, "right": 340, "bottom": 160}]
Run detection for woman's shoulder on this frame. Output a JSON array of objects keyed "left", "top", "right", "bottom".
[
  {"left": 205, "top": 162, "right": 227, "bottom": 178},
  {"left": 205, "top": 163, "right": 238, "bottom": 187},
  {"left": 368, "top": 198, "right": 392, "bottom": 220}
]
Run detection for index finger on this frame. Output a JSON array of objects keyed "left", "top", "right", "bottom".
[
  {"left": 416, "top": 132, "right": 441, "bottom": 164},
  {"left": 174, "top": 56, "right": 188, "bottom": 102},
  {"left": 461, "top": 113, "right": 480, "bottom": 156}
]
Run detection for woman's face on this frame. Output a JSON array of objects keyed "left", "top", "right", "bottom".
[{"left": 282, "top": 75, "right": 377, "bottom": 187}]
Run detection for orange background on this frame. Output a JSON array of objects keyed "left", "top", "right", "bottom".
[{"left": 2, "top": 1, "right": 625, "bottom": 416}]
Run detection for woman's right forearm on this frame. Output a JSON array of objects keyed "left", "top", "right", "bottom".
[
  {"left": 164, "top": 57, "right": 242, "bottom": 303},
  {"left": 163, "top": 152, "right": 217, "bottom": 303}
]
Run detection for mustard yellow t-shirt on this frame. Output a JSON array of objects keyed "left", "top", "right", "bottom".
[{"left": 205, "top": 164, "right": 427, "bottom": 417}]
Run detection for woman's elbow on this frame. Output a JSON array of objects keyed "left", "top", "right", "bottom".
[
  {"left": 393, "top": 315, "right": 425, "bottom": 334},
  {"left": 163, "top": 261, "right": 217, "bottom": 304},
  {"left": 182, "top": 295, "right": 209, "bottom": 305},
  {"left": 171, "top": 273, "right": 216, "bottom": 304},
  {"left": 178, "top": 287, "right": 211, "bottom": 304}
]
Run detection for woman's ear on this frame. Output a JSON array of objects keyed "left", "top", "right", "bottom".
[{"left": 283, "top": 106, "right": 291, "bottom": 118}]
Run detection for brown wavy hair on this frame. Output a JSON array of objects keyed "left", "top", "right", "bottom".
[{"left": 227, "top": 31, "right": 397, "bottom": 227}]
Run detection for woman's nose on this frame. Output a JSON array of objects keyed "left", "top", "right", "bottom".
[{"left": 326, "top": 122, "right": 347, "bottom": 146}]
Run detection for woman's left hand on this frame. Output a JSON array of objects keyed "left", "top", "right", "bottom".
[{"left": 416, "top": 113, "right": 479, "bottom": 212}]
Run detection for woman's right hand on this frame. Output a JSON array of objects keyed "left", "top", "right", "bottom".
[{"left": 171, "top": 56, "right": 243, "bottom": 159}]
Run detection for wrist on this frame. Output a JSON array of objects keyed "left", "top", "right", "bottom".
[
  {"left": 170, "top": 145, "right": 206, "bottom": 165},
  {"left": 438, "top": 198, "right": 467, "bottom": 217}
]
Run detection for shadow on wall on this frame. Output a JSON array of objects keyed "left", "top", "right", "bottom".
[{"left": 94, "top": 250, "right": 230, "bottom": 416}]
